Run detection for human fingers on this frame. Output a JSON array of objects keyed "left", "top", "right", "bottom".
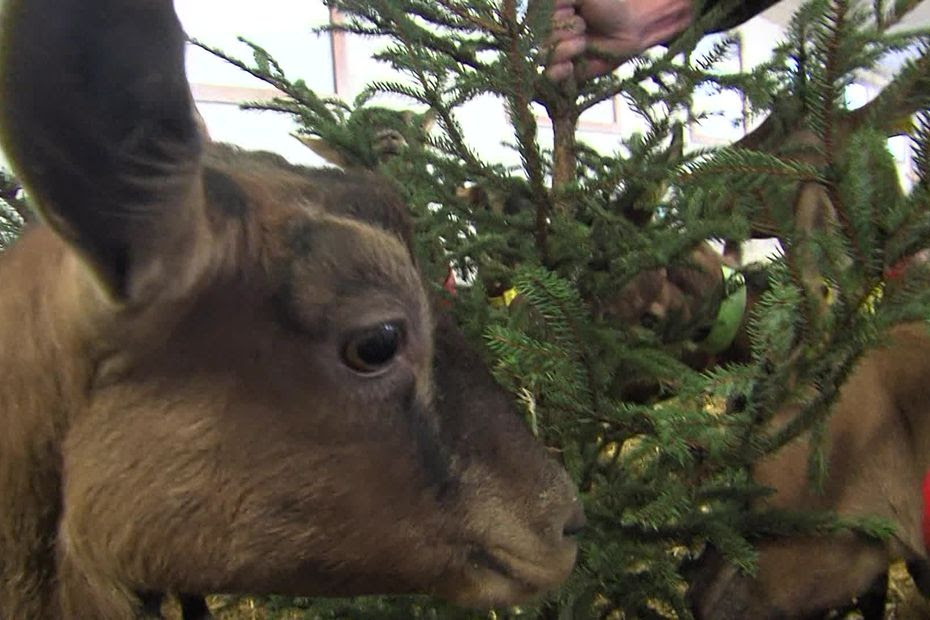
[
  {"left": 546, "top": 35, "right": 586, "bottom": 80},
  {"left": 549, "top": 26, "right": 586, "bottom": 64},
  {"left": 546, "top": 61, "right": 575, "bottom": 81},
  {"left": 578, "top": 0, "right": 691, "bottom": 44},
  {"left": 546, "top": 7, "right": 586, "bottom": 80},
  {"left": 572, "top": 56, "right": 616, "bottom": 80},
  {"left": 549, "top": 7, "right": 585, "bottom": 42},
  {"left": 635, "top": 0, "right": 693, "bottom": 49},
  {"left": 573, "top": 0, "right": 693, "bottom": 80}
]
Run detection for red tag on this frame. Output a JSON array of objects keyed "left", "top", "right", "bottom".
[
  {"left": 884, "top": 257, "right": 910, "bottom": 280},
  {"left": 438, "top": 265, "right": 457, "bottom": 309},
  {"left": 443, "top": 265, "right": 457, "bottom": 297}
]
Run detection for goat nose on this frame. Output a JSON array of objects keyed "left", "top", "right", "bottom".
[{"left": 562, "top": 503, "right": 586, "bottom": 538}]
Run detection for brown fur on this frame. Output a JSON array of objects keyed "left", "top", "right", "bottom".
[
  {"left": 603, "top": 242, "right": 730, "bottom": 341},
  {"left": 689, "top": 323, "right": 930, "bottom": 618},
  {"left": 0, "top": 2, "right": 582, "bottom": 618},
  {"left": 602, "top": 242, "right": 759, "bottom": 379}
]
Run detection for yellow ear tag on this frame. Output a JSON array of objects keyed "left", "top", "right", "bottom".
[
  {"left": 860, "top": 282, "right": 884, "bottom": 316},
  {"left": 821, "top": 279, "right": 837, "bottom": 307},
  {"left": 489, "top": 287, "right": 518, "bottom": 308}
]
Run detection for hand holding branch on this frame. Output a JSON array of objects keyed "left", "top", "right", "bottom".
[{"left": 547, "top": 0, "right": 693, "bottom": 81}]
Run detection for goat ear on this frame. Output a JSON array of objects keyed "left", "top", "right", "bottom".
[
  {"left": 419, "top": 109, "right": 438, "bottom": 133},
  {"left": 194, "top": 108, "right": 213, "bottom": 142},
  {"left": 294, "top": 135, "right": 352, "bottom": 168},
  {"left": 0, "top": 0, "right": 204, "bottom": 300}
]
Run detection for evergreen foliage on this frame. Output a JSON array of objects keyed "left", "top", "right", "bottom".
[
  {"left": 194, "top": 0, "right": 930, "bottom": 616},
  {"left": 0, "top": 169, "right": 26, "bottom": 250}
]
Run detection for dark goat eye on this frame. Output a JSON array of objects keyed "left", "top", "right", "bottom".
[
  {"left": 342, "top": 322, "right": 404, "bottom": 374},
  {"left": 640, "top": 312, "right": 660, "bottom": 329}
]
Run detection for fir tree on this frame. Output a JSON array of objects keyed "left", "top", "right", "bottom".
[{"left": 156, "top": 0, "right": 930, "bottom": 616}]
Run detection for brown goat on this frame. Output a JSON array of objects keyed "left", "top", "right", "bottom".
[
  {"left": 689, "top": 323, "right": 930, "bottom": 618},
  {"left": 599, "top": 242, "right": 767, "bottom": 403},
  {"left": 0, "top": 1, "right": 584, "bottom": 618}
]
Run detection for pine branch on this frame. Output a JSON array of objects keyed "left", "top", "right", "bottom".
[
  {"left": 678, "top": 148, "right": 826, "bottom": 183},
  {"left": 401, "top": 0, "right": 490, "bottom": 33},
  {"left": 435, "top": 0, "right": 506, "bottom": 35},
  {"left": 190, "top": 37, "right": 341, "bottom": 126},
  {"left": 498, "top": 0, "right": 555, "bottom": 260},
  {"left": 327, "top": 0, "right": 495, "bottom": 72},
  {"left": 763, "top": 316, "right": 880, "bottom": 453},
  {"left": 846, "top": 43, "right": 930, "bottom": 137},
  {"left": 874, "top": 0, "right": 925, "bottom": 31},
  {"left": 738, "top": 43, "right": 929, "bottom": 154},
  {"left": 915, "top": 111, "right": 930, "bottom": 188},
  {"left": 511, "top": 268, "right": 597, "bottom": 409},
  {"left": 816, "top": 0, "right": 846, "bottom": 164}
]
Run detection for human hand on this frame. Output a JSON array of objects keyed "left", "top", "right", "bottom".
[{"left": 547, "top": 0, "right": 693, "bottom": 81}]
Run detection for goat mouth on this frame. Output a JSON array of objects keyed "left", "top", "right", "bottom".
[
  {"left": 468, "top": 547, "right": 522, "bottom": 583},
  {"left": 450, "top": 540, "right": 578, "bottom": 607}
]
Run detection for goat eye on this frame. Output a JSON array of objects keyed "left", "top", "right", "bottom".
[
  {"left": 640, "top": 312, "right": 660, "bottom": 329},
  {"left": 342, "top": 322, "right": 404, "bottom": 374}
]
